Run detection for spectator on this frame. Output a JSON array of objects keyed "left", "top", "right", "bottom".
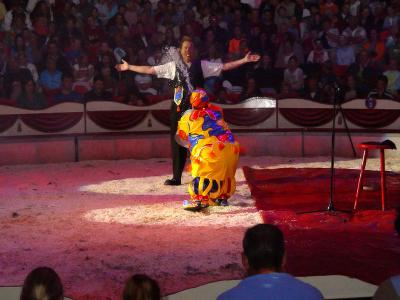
[
  {"left": 252, "top": 54, "right": 281, "bottom": 95},
  {"left": 228, "top": 26, "right": 244, "bottom": 56},
  {"left": 373, "top": 208, "right": 400, "bottom": 300},
  {"left": 73, "top": 54, "right": 94, "bottom": 94},
  {"left": 348, "top": 49, "right": 379, "bottom": 96},
  {"left": 284, "top": 56, "right": 304, "bottom": 92},
  {"left": 217, "top": 224, "right": 323, "bottom": 300},
  {"left": 367, "top": 75, "right": 394, "bottom": 100},
  {"left": 383, "top": 58, "right": 400, "bottom": 96},
  {"left": 240, "top": 77, "right": 262, "bottom": 100},
  {"left": 2, "top": 1, "right": 33, "bottom": 32},
  {"left": 3, "top": 58, "right": 33, "bottom": 98},
  {"left": 122, "top": 274, "right": 160, "bottom": 300},
  {"left": 307, "top": 38, "right": 329, "bottom": 65},
  {"left": 84, "top": 75, "right": 113, "bottom": 102},
  {"left": 336, "top": 35, "right": 355, "bottom": 67},
  {"left": 134, "top": 74, "right": 157, "bottom": 96},
  {"left": 344, "top": 74, "right": 360, "bottom": 100},
  {"left": 54, "top": 74, "right": 83, "bottom": 103},
  {"left": 342, "top": 16, "right": 367, "bottom": 51},
  {"left": 383, "top": 6, "right": 399, "bottom": 30},
  {"left": 303, "top": 77, "right": 322, "bottom": 101},
  {"left": 17, "top": 51, "right": 38, "bottom": 83},
  {"left": 362, "top": 29, "right": 385, "bottom": 62},
  {"left": 20, "top": 266, "right": 63, "bottom": 300},
  {"left": 39, "top": 58, "right": 62, "bottom": 93},
  {"left": 17, "top": 79, "right": 47, "bottom": 109}
]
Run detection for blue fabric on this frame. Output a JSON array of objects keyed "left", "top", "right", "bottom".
[
  {"left": 391, "top": 275, "right": 400, "bottom": 295},
  {"left": 217, "top": 273, "right": 323, "bottom": 300},
  {"left": 54, "top": 91, "right": 83, "bottom": 103},
  {"left": 39, "top": 70, "right": 62, "bottom": 89}
]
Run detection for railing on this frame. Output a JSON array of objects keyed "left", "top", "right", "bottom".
[{"left": 1, "top": 97, "right": 400, "bottom": 137}]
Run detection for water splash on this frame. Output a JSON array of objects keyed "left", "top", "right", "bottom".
[{"left": 160, "top": 46, "right": 194, "bottom": 93}]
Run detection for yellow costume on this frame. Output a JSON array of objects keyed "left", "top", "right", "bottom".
[{"left": 176, "top": 89, "right": 239, "bottom": 210}]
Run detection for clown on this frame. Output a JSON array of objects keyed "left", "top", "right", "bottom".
[{"left": 176, "top": 89, "right": 240, "bottom": 211}]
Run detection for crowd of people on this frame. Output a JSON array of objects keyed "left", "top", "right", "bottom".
[
  {"left": 17, "top": 208, "right": 400, "bottom": 299},
  {"left": 0, "top": 0, "right": 399, "bottom": 110}
]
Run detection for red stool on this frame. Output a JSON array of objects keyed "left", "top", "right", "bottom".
[{"left": 354, "top": 141, "right": 396, "bottom": 211}]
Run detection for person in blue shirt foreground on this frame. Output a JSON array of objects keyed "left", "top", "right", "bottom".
[{"left": 217, "top": 224, "right": 323, "bottom": 300}]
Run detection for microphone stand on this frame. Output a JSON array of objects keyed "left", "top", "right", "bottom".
[{"left": 300, "top": 81, "right": 355, "bottom": 214}]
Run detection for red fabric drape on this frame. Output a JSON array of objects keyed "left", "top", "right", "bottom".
[
  {"left": 343, "top": 109, "right": 400, "bottom": 128},
  {"left": 151, "top": 110, "right": 171, "bottom": 127},
  {"left": 20, "top": 112, "right": 83, "bottom": 133},
  {"left": 87, "top": 110, "right": 148, "bottom": 130},
  {"left": 0, "top": 115, "right": 18, "bottom": 133},
  {"left": 279, "top": 108, "right": 335, "bottom": 127}
]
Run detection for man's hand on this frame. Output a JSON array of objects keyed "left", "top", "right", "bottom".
[
  {"left": 115, "top": 59, "right": 129, "bottom": 72},
  {"left": 244, "top": 52, "right": 260, "bottom": 63}
]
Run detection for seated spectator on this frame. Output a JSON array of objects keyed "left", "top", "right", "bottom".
[
  {"left": 383, "top": 6, "right": 399, "bottom": 30},
  {"left": 252, "top": 54, "right": 281, "bottom": 95},
  {"left": 84, "top": 76, "right": 113, "bottom": 102},
  {"left": 217, "top": 224, "right": 323, "bottom": 300},
  {"left": 3, "top": 58, "right": 33, "bottom": 98},
  {"left": 20, "top": 266, "right": 63, "bottom": 300},
  {"left": 134, "top": 74, "right": 157, "bottom": 96},
  {"left": 342, "top": 16, "right": 367, "bottom": 51},
  {"left": 385, "top": 26, "right": 400, "bottom": 63},
  {"left": 368, "top": 75, "right": 394, "bottom": 100},
  {"left": 336, "top": 35, "right": 355, "bottom": 67},
  {"left": 73, "top": 54, "right": 94, "bottom": 94},
  {"left": 348, "top": 49, "right": 381, "bottom": 96},
  {"left": 363, "top": 29, "right": 385, "bottom": 62},
  {"left": 240, "top": 77, "right": 262, "bottom": 100},
  {"left": 17, "top": 79, "right": 47, "bottom": 109},
  {"left": 307, "top": 39, "right": 329, "bottom": 65},
  {"left": 228, "top": 26, "right": 245, "bottom": 57},
  {"left": 344, "top": 74, "right": 361, "bottom": 100},
  {"left": 373, "top": 208, "right": 400, "bottom": 300},
  {"left": 54, "top": 74, "right": 83, "bottom": 103},
  {"left": 123, "top": 274, "right": 160, "bottom": 300},
  {"left": 17, "top": 51, "right": 38, "bottom": 83},
  {"left": 383, "top": 58, "right": 400, "bottom": 96},
  {"left": 39, "top": 58, "right": 62, "bottom": 93},
  {"left": 100, "top": 65, "right": 117, "bottom": 95},
  {"left": 303, "top": 77, "right": 322, "bottom": 101},
  {"left": 284, "top": 56, "right": 304, "bottom": 92}
]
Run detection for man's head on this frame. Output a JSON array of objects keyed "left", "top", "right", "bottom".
[
  {"left": 242, "top": 224, "right": 285, "bottom": 275},
  {"left": 180, "top": 36, "right": 194, "bottom": 64}
]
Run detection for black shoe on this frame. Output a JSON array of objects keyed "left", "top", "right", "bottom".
[{"left": 164, "top": 178, "right": 181, "bottom": 186}]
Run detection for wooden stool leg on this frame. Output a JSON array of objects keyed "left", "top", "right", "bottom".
[
  {"left": 380, "top": 149, "right": 386, "bottom": 211},
  {"left": 354, "top": 149, "right": 368, "bottom": 210}
]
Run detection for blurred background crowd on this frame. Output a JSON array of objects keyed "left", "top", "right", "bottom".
[{"left": 0, "top": 0, "right": 399, "bottom": 109}]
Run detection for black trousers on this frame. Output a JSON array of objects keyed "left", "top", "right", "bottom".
[{"left": 170, "top": 102, "right": 189, "bottom": 181}]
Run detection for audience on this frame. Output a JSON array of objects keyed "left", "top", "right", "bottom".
[
  {"left": 122, "top": 274, "right": 160, "bottom": 300},
  {"left": 217, "top": 224, "right": 324, "bottom": 300},
  {"left": 0, "top": 0, "right": 399, "bottom": 109},
  {"left": 20, "top": 266, "right": 63, "bottom": 300},
  {"left": 373, "top": 208, "right": 400, "bottom": 300}
]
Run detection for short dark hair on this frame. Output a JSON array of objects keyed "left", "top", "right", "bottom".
[
  {"left": 123, "top": 274, "right": 160, "bottom": 300},
  {"left": 243, "top": 224, "right": 285, "bottom": 272},
  {"left": 180, "top": 36, "right": 193, "bottom": 48},
  {"left": 20, "top": 267, "right": 63, "bottom": 300},
  {"left": 377, "top": 75, "right": 388, "bottom": 85}
]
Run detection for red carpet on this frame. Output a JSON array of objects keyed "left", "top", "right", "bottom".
[{"left": 243, "top": 167, "right": 400, "bottom": 285}]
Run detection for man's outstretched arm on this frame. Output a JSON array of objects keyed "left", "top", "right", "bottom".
[
  {"left": 115, "top": 59, "right": 156, "bottom": 75},
  {"left": 222, "top": 52, "right": 260, "bottom": 71}
]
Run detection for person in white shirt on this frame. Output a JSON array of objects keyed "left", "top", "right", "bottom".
[{"left": 115, "top": 36, "right": 259, "bottom": 186}]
